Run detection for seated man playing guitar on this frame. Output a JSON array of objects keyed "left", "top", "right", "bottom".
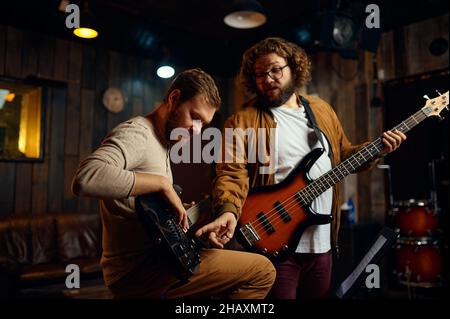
[
  {"left": 72, "top": 68, "right": 275, "bottom": 299},
  {"left": 195, "top": 38, "right": 406, "bottom": 299}
]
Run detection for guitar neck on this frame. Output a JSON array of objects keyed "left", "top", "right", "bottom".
[
  {"left": 297, "top": 108, "right": 429, "bottom": 205},
  {"left": 186, "top": 198, "right": 211, "bottom": 227}
]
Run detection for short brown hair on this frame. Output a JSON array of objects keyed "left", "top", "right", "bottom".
[
  {"left": 239, "top": 37, "right": 311, "bottom": 94},
  {"left": 164, "top": 68, "right": 221, "bottom": 109}
]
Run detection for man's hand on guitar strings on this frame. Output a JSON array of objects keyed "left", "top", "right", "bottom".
[
  {"left": 159, "top": 181, "right": 189, "bottom": 232},
  {"left": 194, "top": 212, "right": 237, "bottom": 248},
  {"left": 381, "top": 129, "right": 406, "bottom": 155}
]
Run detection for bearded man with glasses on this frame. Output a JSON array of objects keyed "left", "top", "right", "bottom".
[{"left": 196, "top": 37, "right": 406, "bottom": 299}]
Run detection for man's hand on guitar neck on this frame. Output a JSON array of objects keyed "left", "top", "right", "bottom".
[
  {"left": 194, "top": 212, "right": 237, "bottom": 248},
  {"left": 380, "top": 129, "right": 407, "bottom": 155},
  {"left": 183, "top": 201, "right": 196, "bottom": 209}
]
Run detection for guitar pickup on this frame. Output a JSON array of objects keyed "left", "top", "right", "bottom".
[
  {"left": 274, "top": 201, "right": 292, "bottom": 223},
  {"left": 239, "top": 223, "right": 260, "bottom": 246},
  {"left": 257, "top": 212, "right": 275, "bottom": 235}
]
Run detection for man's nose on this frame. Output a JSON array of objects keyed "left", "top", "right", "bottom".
[
  {"left": 263, "top": 74, "right": 274, "bottom": 84},
  {"left": 192, "top": 120, "right": 202, "bottom": 135}
]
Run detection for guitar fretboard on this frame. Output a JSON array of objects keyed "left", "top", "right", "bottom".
[{"left": 295, "top": 108, "right": 429, "bottom": 206}]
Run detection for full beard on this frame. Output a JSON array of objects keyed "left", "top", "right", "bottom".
[
  {"left": 165, "top": 108, "right": 190, "bottom": 146},
  {"left": 256, "top": 81, "right": 296, "bottom": 109}
]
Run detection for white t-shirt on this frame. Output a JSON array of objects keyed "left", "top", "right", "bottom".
[{"left": 271, "top": 105, "right": 332, "bottom": 253}]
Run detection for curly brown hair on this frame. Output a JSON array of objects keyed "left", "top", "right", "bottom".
[
  {"left": 239, "top": 37, "right": 311, "bottom": 94},
  {"left": 164, "top": 68, "right": 221, "bottom": 109}
]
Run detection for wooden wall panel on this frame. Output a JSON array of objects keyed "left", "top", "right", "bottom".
[
  {"left": 0, "top": 26, "right": 21, "bottom": 215},
  {"left": 0, "top": 25, "right": 5, "bottom": 75},
  {"left": 142, "top": 59, "right": 159, "bottom": 114},
  {"left": 31, "top": 88, "right": 51, "bottom": 214},
  {"left": 77, "top": 89, "right": 95, "bottom": 213},
  {"left": 48, "top": 88, "right": 66, "bottom": 212},
  {"left": 37, "top": 34, "right": 55, "bottom": 79},
  {"left": 106, "top": 51, "right": 122, "bottom": 132},
  {"left": 92, "top": 48, "right": 108, "bottom": 148},
  {"left": 15, "top": 30, "right": 39, "bottom": 215},
  {"left": 53, "top": 38, "right": 69, "bottom": 82}
]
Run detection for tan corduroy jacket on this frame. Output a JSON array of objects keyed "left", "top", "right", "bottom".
[{"left": 212, "top": 94, "right": 379, "bottom": 246}]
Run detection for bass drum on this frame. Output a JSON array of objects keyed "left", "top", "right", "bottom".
[
  {"left": 393, "top": 237, "right": 443, "bottom": 288},
  {"left": 391, "top": 199, "right": 439, "bottom": 237}
]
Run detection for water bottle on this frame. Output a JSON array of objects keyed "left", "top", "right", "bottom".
[{"left": 347, "top": 198, "right": 355, "bottom": 225}]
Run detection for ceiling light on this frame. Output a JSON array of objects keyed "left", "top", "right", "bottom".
[
  {"left": 224, "top": 0, "right": 267, "bottom": 29},
  {"left": 157, "top": 66, "right": 175, "bottom": 79},
  {"left": 74, "top": 27, "right": 98, "bottom": 39}
]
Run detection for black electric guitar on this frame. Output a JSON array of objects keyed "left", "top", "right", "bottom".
[
  {"left": 237, "top": 91, "right": 448, "bottom": 261},
  {"left": 135, "top": 189, "right": 212, "bottom": 280}
]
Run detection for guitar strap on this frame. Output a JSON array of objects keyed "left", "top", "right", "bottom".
[{"left": 299, "top": 95, "right": 326, "bottom": 150}]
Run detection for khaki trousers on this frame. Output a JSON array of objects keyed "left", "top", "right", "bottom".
[{"left": 108, "top": 248, "right": 276, "bottom": 299}]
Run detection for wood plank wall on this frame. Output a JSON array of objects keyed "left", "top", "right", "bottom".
[{"left": 0, "top": 25, "right": 168, "bottom": 216}]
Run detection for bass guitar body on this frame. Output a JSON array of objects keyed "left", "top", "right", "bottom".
[{"left": 237, "top": 148, "right": 332, "bottom": 261}]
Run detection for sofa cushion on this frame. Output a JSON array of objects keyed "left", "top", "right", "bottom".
[
  {"left": 30, "top": 215, "right": 58, "bottom": 265},
  {"left": 0, "top": 216, "right": 31, "bottom": 264},
  {"left": 0, "top": 214, "right": 58, "bottom": 265},
  {"left": 56, "top": 214, "right": 101, "bottom": 262}
]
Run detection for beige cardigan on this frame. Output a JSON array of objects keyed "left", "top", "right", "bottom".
[{"left": 72, "top": 116, "right": 172, "bottom": 286}]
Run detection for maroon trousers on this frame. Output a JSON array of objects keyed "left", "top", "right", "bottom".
[{"left": 269, "top": 251, "right": 332, "bottom": 299}]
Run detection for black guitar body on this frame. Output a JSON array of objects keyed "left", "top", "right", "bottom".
[{"left": 135, "top": 192, "right": 201, "bottom": 280}]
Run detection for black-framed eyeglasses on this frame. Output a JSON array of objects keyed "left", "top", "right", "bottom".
[{"left": 255, "top": 65, "right": 289, "bottom": 81}]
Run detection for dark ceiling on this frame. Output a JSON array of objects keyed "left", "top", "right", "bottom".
[{"left": 1, "top": 0, "right": 449, "bottom": 76}]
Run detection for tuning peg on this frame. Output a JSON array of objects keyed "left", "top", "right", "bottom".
[
  {"left": 436, "top": 90, "right": 442, "bottom": 96},
  {"left": 423, "top": 95, "right": 430, "bottom": 100}
]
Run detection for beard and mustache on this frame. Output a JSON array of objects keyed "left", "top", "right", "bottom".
[
  {"left": 164, "top": 106, "right": 192, "bottom": 146},
  {"left": 256, "top": 79, "right": 296, "bottom": 109}
]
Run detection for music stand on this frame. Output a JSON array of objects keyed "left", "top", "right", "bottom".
[{"left": 336, "top": 227, "right": 398, "bottom": 299}]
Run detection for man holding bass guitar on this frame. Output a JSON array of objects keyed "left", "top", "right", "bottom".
[{"left": 195, "top": 38, "right": 406, "bottom": 299}]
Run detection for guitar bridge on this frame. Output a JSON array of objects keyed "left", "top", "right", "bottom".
[{"left": 240, "top": 223, "right": 260, "bottom": 246}]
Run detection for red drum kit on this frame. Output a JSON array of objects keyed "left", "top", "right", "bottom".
[{"left": 391, "top": 199, "right": 444, "bottom": 288}]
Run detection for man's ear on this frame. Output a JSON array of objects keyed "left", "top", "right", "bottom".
[{"left": 167, "top": 89, "right": 181, "bottom": 112}]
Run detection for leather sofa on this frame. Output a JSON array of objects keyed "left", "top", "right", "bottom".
[{"left": 0, "top": 212, "right": 102, "bottom": 297}]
